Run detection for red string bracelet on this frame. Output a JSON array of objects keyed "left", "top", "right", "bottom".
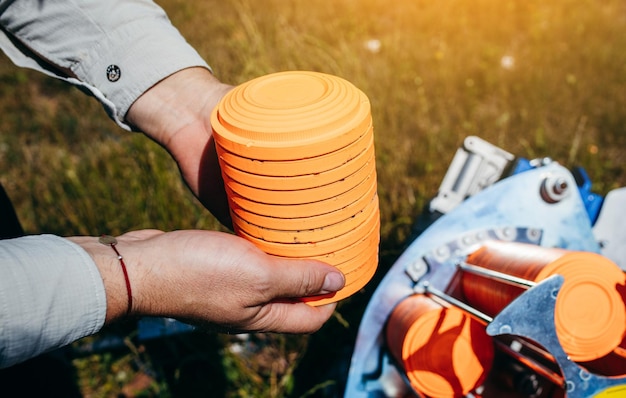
[{"left": 99, "top": 235, "right": 133, "bottom": 316}]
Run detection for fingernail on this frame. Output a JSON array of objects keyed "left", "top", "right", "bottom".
[{"left": 322, "top": 271, "right": 345, "bottom": 292}]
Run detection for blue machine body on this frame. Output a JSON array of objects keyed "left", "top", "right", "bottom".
[{"left": 343, "top": 136, "right": 626, "bottom": 398}]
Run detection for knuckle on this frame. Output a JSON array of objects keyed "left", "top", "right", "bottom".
[{"left": 298, "top": 269, "right": 320, "bottom": 295}]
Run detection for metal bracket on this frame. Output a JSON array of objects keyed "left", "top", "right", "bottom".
[{"left": 429, "top": 136, "right": 515, "bottom": 214}]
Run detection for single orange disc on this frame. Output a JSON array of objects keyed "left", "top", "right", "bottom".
[
  {"left": 230, "top": 178, "right": 378, "bottom": 230},
  {"left": 226, "top": 170, "right": 378, "bottom": 218},
  {"left": 215, "top": 121, "right": 372, "bottom": 177},
  {"left": 386, "top": 295, "right": 494, "bottom": 398},
  {"left": 537, "top": 252, "right": 626, "bottom": 362},
  {"left": 219, "top": 133, "right": 375, "bottom": 191},
  {"left": 211, "top": 71, "right": 372, "bottom": 160},
  {"left": 223, "top": 155, "right": 375, "bottom": 205},
  {"left": 231, "top": 194, "right": 379, "bottom": 244}
]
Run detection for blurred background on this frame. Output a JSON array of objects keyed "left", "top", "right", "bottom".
[{"left": 0, "top": 0, "right": 624, "bottom": 396}]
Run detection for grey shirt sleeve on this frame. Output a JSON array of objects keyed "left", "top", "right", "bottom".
[
  {"left": 0, "top": 0, "right": 211, "bottom": 130},
  {"left": 0, "top": 235, "right": 107, "bottom": 368}
]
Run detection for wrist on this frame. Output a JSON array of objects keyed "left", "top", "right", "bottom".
[
  {"left": 98, "top": 235, "right": 133, "bottom": 316},
  {"left": 126, "top": 67, "right": 232, "bottom": 148},
  {"left": 67, "top": 234, "right": 153, "bottom": 323}
]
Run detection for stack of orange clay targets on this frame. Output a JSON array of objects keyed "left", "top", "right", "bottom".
[{"left": 211, "top": 71, "right": 380, "bottom": 306}]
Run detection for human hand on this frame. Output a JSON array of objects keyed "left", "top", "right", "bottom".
[
  {"left": 68, "top": 229, "right": 345, "bottom": 334},
  {"left": 126, "top": 67, "right": 234, "bottom": 226}
]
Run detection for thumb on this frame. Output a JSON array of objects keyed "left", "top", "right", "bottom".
[{"left": 267, "top": 258, "right": 345, "bottom": 299}]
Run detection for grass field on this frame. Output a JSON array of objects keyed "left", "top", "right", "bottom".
[{"left": 1, "top": 0, "right": 625, "bottom": 396}]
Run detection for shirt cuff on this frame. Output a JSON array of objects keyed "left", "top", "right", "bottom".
[
  {"left": 70, "top": 17, "right": 210, "bottom": 130},
  {"left": 0, "top": 235, "right": 106, "bottom": 368}
]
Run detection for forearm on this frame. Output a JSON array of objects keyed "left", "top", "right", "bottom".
[
  {"left": 66, "top": 230, "right": 174, "bottom": 324},
  {"left": 0, "top": 0, "right": 210, "bottom": 130},
  {"left": 0, "top": 1, "right": 234, "bottom": 223},
  {"left": 0, "top": 231, "right": 175, "bottom": 368}
]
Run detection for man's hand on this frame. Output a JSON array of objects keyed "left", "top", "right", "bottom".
[{"left": 69, "top": 230, "right": 345, "bottom": 333}]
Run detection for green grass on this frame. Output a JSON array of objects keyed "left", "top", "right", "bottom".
[{"left": 1, "top": 0, "right": 625, "bottom": 396}]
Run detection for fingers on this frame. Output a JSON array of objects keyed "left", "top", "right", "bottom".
[
  {"left": 253, "top": 260, "right": 343, "bottom": 333},
  {"left": 256, "top": 302, "right": 338, "bottom": 333},
  {"left": 266, "top": 257, "right": 345, "bottom": 300}
]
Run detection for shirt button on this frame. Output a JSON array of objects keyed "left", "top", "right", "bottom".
[{"left": 106, "top": 65, "right": 121, "bottom": 82}]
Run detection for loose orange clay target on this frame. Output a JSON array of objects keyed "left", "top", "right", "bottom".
[
  {"left": 386, "top": 294, "right": 495, "bottom": 398},
  {"left": 211, "top": 71, "right": 380, "bottom": 306},
  {"left": 462, "top": 240, "right": 626, "bottom": 363}
]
